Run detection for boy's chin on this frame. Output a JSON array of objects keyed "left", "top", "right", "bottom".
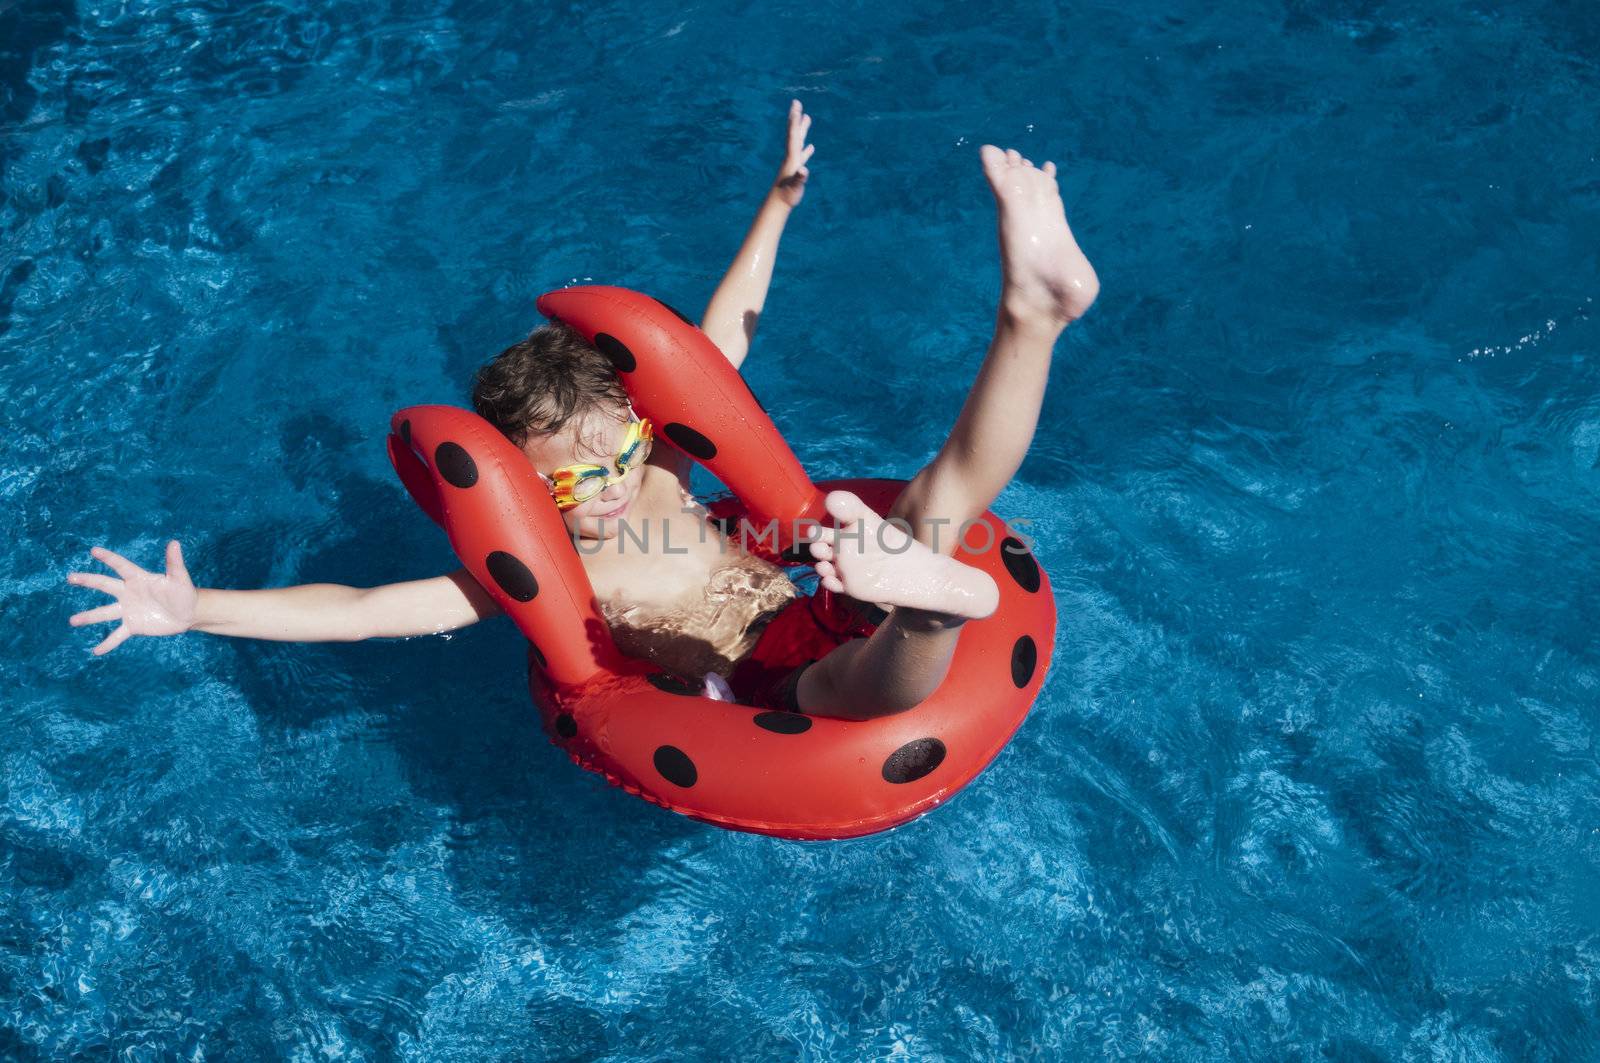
[{"left": 569, "top": 517, "right": 619, "bottom": 541}]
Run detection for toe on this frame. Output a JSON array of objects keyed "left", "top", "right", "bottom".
[
  {"left": 979, "top": 144, "right": 1006, "bottom": 174},
  {"left": 1006, "top": 148, "right": 1022, "bottom": 166},
  {"left": 824, "top": 490, "right": 875, "bottom": 526}
]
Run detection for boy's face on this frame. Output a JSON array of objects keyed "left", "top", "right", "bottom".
[{"left": 519, "top": 403, "right": 645, "bottom": 541}]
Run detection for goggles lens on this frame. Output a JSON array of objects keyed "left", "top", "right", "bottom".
[{"left": 569, "top": 470, "right": 609, "bottom": 504}]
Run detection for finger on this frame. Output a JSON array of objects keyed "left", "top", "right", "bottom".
[
  {"left": 815, "top": 560, "right": 837, "bottom": 582},
  {"left": 821, "top": 573, "right": 845, "bottom": 594},
  {"left": 67, "top": 572, "right": 123, "bottom": 596},
  {"left": 801, "top": 144, "right": 815, "bottom": 164},
  {"left": 89, "top": 546, "right": 142, "bottom": 580},
  {"left": 166, "top": 539, "right": 190, "bottom": 584},
  {"left": 92, "top": 624, "right": 132, "bottom": 656},
  {"left": 809, "top": 539, "right": 835, "bottom": 562},
  {"left": 70, "top": 603, "right": 123, "bottom": 627}
]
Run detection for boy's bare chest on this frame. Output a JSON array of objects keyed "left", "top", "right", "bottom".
[{"left": 581, "top": 502, "right": 728, "bottom": 613}]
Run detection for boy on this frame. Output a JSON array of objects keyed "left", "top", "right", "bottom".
[{"left": 66, "top": 101, "right": 1098, "bottom": 719}]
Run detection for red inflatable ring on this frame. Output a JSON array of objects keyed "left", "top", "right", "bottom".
[{"left": 388, "top": 286, "right": 1054, "bottom": 839}]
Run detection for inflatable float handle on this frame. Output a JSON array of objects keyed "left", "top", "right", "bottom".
[
  {"left": 387, "top": 405, "right": 619, "bottom": 687},
  {"left": 537, "top": 286, "right": 829, "bottom": 549}
]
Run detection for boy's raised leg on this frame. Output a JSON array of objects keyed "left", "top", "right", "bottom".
[
  {"left": 890, "top": 146, "right": 1098, "bottom": 553},
  {"left": 795, "top": 147, "right": 1097, "bottom": 719}
]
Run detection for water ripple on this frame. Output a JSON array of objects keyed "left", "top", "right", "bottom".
[{"left": 5, "top": 0, "right": 1600, "bottom": 1057}]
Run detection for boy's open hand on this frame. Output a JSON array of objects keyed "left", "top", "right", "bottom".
[
  {"left": 66, "top": 541, "right": 198, "bottom": 655},
  {"left": 773, "top": 99, "right": 814, "bottom": 207}
]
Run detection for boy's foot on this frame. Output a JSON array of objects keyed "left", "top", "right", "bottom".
[
  {"left": 806, "top": 491, "right": 999, "bottom": 621},
  {"left": 980, "top": 144, "right": 1099, "bottom": 326}
]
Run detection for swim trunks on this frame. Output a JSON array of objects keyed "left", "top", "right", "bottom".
[{"left": 725, "top": 590, "right": 882, "bottom": 710}]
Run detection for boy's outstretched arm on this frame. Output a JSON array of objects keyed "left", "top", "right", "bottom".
[
  {"left": 698, "top": 99, "right": 814, "bottom": 370},
  {"left": 65, "top": 541, "right": 500, "bottom": 654}
]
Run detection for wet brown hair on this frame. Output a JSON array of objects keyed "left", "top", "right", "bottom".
[{"left": 471, "top": 321, "right": 629, "bottom": 445}]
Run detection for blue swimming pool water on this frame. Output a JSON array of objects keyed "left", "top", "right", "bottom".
[{"left": 5, "top": 0, "right": 1599, "bottom": 1057}]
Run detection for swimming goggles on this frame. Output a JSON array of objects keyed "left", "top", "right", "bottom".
[{"left": 538, "top": 410, "right": 654, "bottom": 510}]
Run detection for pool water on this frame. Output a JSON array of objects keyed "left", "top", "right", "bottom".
[{"left": 5, "top": 0, "right": 1599, "bottom": 1057}]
